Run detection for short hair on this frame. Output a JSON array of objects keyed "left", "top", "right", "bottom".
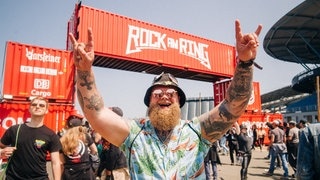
[
  {"left": 299, "top": 120, "right": 306, "bottom": 125},
  {"left": 289, "top": 120, "right": 296, "bottom": 125}
]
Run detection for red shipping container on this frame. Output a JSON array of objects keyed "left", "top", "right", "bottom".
[
  {"left": 0, "top": 101, "right": 76, "bottom": 137},
  {"left": 237, "top": 112, "right": 283, "bottom": 145},
  {"left": 213, "top": 80, "right": 262, "bottom": 112},
  {"left": 1, "top": 41, "right": 75, "bottom": 103},
  {"left": 67, "top": 4, "right": 236, "bottom": 82}
]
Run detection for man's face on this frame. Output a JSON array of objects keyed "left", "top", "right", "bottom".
[
  {"left": 148, "top": 86, "right": 181, "bottom": 131},
  {"left": 29, "top": 99, "right": 48, "bottom": 117}
]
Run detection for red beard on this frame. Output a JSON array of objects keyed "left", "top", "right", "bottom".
[{"left": 148, "top": 103, "right": 181, "bottom": 131}]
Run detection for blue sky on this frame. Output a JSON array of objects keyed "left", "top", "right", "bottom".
[{"left": 0, "top": 0, "right": 305, "bottom": 118}]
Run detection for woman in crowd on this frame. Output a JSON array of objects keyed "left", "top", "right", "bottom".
[{"left": 60, "top": 125, "right": 97, "bottom": 180}]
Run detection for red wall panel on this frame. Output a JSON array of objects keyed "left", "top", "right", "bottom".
[
  {"left": 1, "top": 42, "right": 75, "bottom": 103},
  {"left": 213, "top": 80, "right": 262, "bottom": 112}
]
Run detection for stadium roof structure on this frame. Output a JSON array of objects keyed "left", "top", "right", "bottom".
[{"left": 263, "top": 0, "right": 320, "bottom": 93}]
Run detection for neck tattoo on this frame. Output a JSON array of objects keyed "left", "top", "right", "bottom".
[{"left": 155, "top": 129, "right": 173, "bottom": 144}]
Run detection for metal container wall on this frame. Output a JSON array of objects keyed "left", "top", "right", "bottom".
[
  {"left": 247, "top": 82, "right": 262, "bottom": 112},
  {"left": 182, "top": 97, "right": 214, "bottom": 120},
  {"left": 1, "top": 41, "right": 75, "bottom": 103},
  {"left": 0, "top": 101, "right": 75, "bottom": 137},
  {"left": 213, "top": 80, "right": 262, "bottom": 112},
  {"left": 213, "top": 79, "right": 231, "bottom": 107},
  {"left": 68, "top": 4, "right": 236, "bottom": 77}
]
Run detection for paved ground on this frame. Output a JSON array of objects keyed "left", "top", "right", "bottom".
[
  {"left": 45, "top": 146, "right": 295, "bottom": 180},
  {"left": 217, "top": 146, "right": 295, "bottom": 180}
]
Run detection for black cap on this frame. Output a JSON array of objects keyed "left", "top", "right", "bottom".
[
  {"left": 144, "top": 72, "right": 186, "bottom": 107},
  {"left": 67, "top": 117, "right": 83, "bottom": 128}
]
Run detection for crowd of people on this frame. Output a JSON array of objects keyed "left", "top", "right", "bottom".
[{"left": 205, "top": 118, "right": 317, "bottom": 180}]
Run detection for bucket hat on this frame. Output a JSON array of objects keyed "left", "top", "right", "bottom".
[{"left": 144, "top": 72, "right": 186, "bottom": 107}]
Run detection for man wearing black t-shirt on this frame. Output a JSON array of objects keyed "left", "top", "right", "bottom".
[{"left": 0, "top": 96, "right": 62, "bottom": 180}]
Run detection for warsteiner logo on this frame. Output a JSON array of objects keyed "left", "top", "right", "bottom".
[{"left": 126, "top": 25, "right": 211, "bottom": 70}]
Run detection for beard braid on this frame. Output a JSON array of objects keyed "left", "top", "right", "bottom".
[{"left": 148, "top": 103, "right": 181, "bottom": 131}]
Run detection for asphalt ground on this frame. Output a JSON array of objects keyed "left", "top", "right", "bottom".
[{"left": 217, "top": 146, "right": 295, "bottom": 180}]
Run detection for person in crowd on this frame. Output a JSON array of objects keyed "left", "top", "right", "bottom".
[
  {"left": 296, "top": 122, "right": 320, "bottom": 179},
  {"left": 287, "top": 120, "right": 299, "bottom": 177},
  {"left": 264, "top": 122, "right": 281, "bottom": 168},
  {"left": 59, "top": 113, "right": 98, "bottom": 179},
  {"left": 96, "top": 107, "right": 130, "bottom": 180},
  {"left": 0, "top": 96, "right": 62, "bottom": 179},
  {"left": 226, "top": 127, "right": 239, "bottom": 165},
  {"left": 68, "top": 19, "right": 262, "bottom": 179},
  {"left": 264, "top": 122, "right": 272, "bottom": 159},
  {"left": 235, "top": 122, "right": 253, "bottom": 180},
  {"left": 298, "top": 119, "right": 307, "bottom": 129},
  {"left": 97, "top": 138, "right": 130, "bottom": 180},
  {"left": 59, "top": 125, "right": 98, "bottom": 179},
  {"left": 257, "top": 125, "right": 266, "bottom": 151},
  {"left": 251, "top": 124, "right": 258, "bottom": 150},
  {"left": 92, "top": 130, "right": 103, "bottom": 156},
  {"left": 58, "top": 109, "right": 84, "bottom": 137},
  {"left": 204, "top": 141, "right": 221, "bottom": 180},
  {"left": 264, "top": 120, "right": 289, "bottom": 178},
  {"left": 219, "top": 133, "right": 229, "bottom": 155}
]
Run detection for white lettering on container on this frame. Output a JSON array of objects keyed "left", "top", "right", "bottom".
[
  {"left": 31, "top": 89, "right": 51, "bottom": 97},
  {"left": 1, "top": 117, "right": 29, "bottom": 130},
  {"left": 126, "top": 25, "right": 211, "bottom": 70},
  {"left": 34, "top": 79, "right": 50, "bottom": 89},
  {"left": 20, "top": 65, "right": 57, "bottom": 76},
  {"left": 25, "top": 48, "right": 61, "bottom": 63}
]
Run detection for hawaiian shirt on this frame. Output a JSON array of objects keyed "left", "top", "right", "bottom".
[{"left": 122, "top": 118, "right": 211, "bottom": 179}]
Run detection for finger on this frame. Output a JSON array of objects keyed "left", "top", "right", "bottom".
[
  {"left": 255, "top": 24, "right": 263, "bottom": 36},
  {"left": 86, "top": 28, "right": 94, "bottom": 52},
  {"left": 235, "top": 19, "right": 242, "bottom": 40},
  {"left": 69, "top": 33, "right": 77, "bottom": 45}
]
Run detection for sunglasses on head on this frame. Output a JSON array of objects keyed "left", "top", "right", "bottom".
[
  {"left": 153, "top": 72, "right": 178, "bottom": 85},
  {"left": 152, "top": 89, "right": 177, "bottom": 99}
]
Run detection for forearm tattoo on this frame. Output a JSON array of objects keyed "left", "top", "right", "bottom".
[
  {"left": 201, "top": 64, "right": 253, "bottom": 142},
  {"left": 77, "top": 70, "right": 94, "bottom": 90},
  {"left": 77, "top": 69, "right": 104, "bottom": 112},
  {"left": 201, "top": 112, "right": 235, "bottom": 141}
]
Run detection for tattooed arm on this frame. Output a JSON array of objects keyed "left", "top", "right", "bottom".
[
  {"left": 199, "top": 20, "right": 262, "bottom": 143},
  {"left": 69, "top": 28, "right": 130, "bottom": 147}
]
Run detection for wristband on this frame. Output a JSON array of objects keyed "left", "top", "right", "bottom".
[{"left": 238, "top": 59, "right": 254, "bottom": 68}]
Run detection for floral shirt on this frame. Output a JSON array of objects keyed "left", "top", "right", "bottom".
[{"left": 122, "top": 118, "right": 211, "bottom": 179}]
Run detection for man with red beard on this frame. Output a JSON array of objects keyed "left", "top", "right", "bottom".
[{"left": 69, "top": 19, "right": 262, "bottom": 179}]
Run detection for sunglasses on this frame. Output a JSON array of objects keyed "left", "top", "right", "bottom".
[
  {"left": 152, "top": 89, "right": 177, "bottom": 99},
  {"left": 153, "top": 72, "right": 178, "bottom": 85},
  {"left": 31, "top": 103, "right": 46, "bottom": 108}
]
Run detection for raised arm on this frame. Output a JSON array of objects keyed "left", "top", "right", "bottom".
[
  {"left": 199, "top": 19, "right": 262, "bottom": 142},
  {"left": 69, "top": 28, "right": 130, "bottom": 147}
]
